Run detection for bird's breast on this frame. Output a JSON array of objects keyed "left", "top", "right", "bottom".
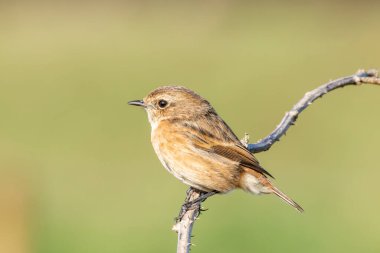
[
  {"left": 150, "top": 121, "right": 241, "bottom": 192},
  {"left": 150, "top": 122, "right": 184, "bottom": 178}
]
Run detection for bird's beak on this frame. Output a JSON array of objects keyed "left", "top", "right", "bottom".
[{"left": 128, "top": 100, "right": 145, "bottom": 107}]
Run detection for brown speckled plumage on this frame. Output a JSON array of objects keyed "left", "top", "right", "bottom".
[{"left": 130, "top": 86, "right": 303, "bottom": 212}]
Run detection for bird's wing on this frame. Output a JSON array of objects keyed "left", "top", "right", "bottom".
[
  {"left": 189, "top": 131, "right": 274, "bottom": 178},
  {"left": 176, "top": 113, "right": 274, "bottom": 178},
  {"left": 210, "top": 144, "right": 274, "bottom": 178}
]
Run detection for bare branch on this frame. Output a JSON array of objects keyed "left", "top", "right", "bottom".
[
  {"left": 174, "top": 69, "right": 380, "bottom": 253},
  {"left": 248, "top": 69, "right": 380, "bottom": 153},
  {"left": 173, "top": 188, "right": 202, "bottom": 253}
]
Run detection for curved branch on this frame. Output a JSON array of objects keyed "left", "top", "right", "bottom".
[
  {"left": 174, "top": 69, "right": 380, "bottom": 253},
  {"left": 248, "top": 69, "right": 380, "bottom": 153}
]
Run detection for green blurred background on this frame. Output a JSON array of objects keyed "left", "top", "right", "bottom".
[{"left": 0, "top": 1, "right": 379, "bottom": 252}]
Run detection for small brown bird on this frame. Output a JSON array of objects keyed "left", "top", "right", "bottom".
[{"left": 129, "top": 86, "right": 303, "bottom": 212}]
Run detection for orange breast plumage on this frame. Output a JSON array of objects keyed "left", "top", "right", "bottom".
[{"left": 151, "top": 120, "right": 240, "bottom": 192}]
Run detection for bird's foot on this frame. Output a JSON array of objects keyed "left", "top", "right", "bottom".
[{"left": 175, "top": 189, "right": 217, "bottom": 222}]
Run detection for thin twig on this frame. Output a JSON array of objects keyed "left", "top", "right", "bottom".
[
  {"left": 174, "top": 69, "right": 380, "bottom": 253},
  {"left": 248, "top": 69, "right": 380, "bottom": 153}
]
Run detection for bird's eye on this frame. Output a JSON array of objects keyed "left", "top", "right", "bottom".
[{"left": 158, "top": 99, "right": 168, "bottom": 108}]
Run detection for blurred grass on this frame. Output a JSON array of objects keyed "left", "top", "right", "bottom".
[{"left": 0, "top": 1, "right": 380, "bottom": 253}]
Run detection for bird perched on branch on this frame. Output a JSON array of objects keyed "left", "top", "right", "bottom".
[{"left": 129, "top": 86, "right": 303, "bottom": 212}]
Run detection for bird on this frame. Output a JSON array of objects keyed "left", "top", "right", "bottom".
[{"left": 128, "top": 86, "right": 303, "bottom": 212}]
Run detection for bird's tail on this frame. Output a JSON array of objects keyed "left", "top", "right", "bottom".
[
  {"left": 271, "top": 186, "right": 304, "bottom": 213},
  {"left": 239, "top": 169, "right": 304, "bottom": 212}
]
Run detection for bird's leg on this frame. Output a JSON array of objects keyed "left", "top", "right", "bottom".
[
  {"left": 185, "top": 190, "right": 218, "bottom": 206},
  {"left": 176, "top": 187, "right": 197, "bottom": 222},
  {"left": 176, "top": 188, "right": 218, "bottom": 222}
]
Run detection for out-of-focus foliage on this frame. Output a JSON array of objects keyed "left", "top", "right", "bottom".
[{"left": 0, "top": 1, "right": 379, "bottom": 252}]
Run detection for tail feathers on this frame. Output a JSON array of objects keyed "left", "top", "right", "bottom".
[{"left": 272, "top": 187, "right": 304, "bottom": 213}]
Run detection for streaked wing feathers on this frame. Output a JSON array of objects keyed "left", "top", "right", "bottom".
[
  {"left": 189, "top": 130, "right": 274, "bottom": 178},
  {"left": 177, "top": 114, "right": 274, "bottom": 178},
  {"left": 211, "top": 144, "right": 274, "bottom": 178}
]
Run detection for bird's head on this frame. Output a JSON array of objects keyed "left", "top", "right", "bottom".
[{"left": 128, "top": 86, "right": 212, "bottom": 126}]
